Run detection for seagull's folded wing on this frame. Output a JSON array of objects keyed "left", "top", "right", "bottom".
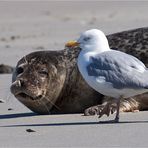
[{"left": 87, "top": 50, "right": 148, "bottom": 89}]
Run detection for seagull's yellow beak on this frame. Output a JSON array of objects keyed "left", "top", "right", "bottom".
[{"left": 65, "top": 41, "right": 80, "bottom": 48}]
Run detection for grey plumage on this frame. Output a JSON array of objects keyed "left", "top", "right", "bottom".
[{"left": 87, "top": 50, "right": 148, "bottom": 89}]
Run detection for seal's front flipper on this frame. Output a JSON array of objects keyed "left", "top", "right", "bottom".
[{"left": 84, "top": 103, "right": 117, "bottom": 116}]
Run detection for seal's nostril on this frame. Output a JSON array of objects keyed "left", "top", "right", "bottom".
[
  {"left": 15, "top": 80, "right": 22, "bottom": 87},
  {"left": 11, "top": 80, "right": 21, "bottom": 88},
  {"left": 18, "top": 80, "right": 21, "bottom": 87},
  {"left": 14, "top": 79, "right": 25, "bottom": 87},
  {"left": 19, "top": 79, "right": 25, "bottom": 87}
]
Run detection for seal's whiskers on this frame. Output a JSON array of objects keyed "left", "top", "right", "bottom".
[
  {"left": 36, "top": 99, "right": 50, "bottom": 114},
  {"left": 44, "top": 96, "right": 61, "bottom": 111}
]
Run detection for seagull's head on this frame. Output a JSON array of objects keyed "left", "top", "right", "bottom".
[{"left": 65, "top": 29, "right": 110, "bottom": 52}]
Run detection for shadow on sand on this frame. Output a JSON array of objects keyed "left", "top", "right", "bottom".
[
  {"left": 0, "top": 112, "right": 148, "bottom": 127},
  {"left": 0, "top": 112, "right": 37, "bottom": 119}
]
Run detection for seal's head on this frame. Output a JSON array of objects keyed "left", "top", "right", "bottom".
[{"left": 11, "top": 51, "right": 66, "bottom": 114}]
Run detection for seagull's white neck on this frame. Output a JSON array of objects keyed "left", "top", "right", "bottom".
[
  {"left": 81, "top": 43, "right": 110, "bottom": 54},
  {"left": 94, "top": 42, "right": 110, "bottom": 53}
]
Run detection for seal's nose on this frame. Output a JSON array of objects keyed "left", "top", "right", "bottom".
[
  {"left": 12, "top": 79, "right": 21, "bottom": 87},
  {"left": 11, "top": 78, "right": 24, "bottom": 89}
]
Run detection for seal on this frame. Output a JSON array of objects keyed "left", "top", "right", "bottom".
[
  {"left": 11, "top": 27, "right": 148, "bottom": 115},
  {"left": 11, "top": 49, "right": 101, "bottom": 114}
]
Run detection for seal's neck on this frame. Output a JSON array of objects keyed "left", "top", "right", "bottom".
[{"left": 52, "top": 47, "right": 80, "bottom": 111}]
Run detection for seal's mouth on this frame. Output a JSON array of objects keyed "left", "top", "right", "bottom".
[
  {"left": 16, "top": 92, "right": 43, "bottom": 101},
  {"left": 11, "top": 80, "right": 44, "bottom": 101}
]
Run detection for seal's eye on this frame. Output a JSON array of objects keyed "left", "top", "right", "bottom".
[
  {"left": 39, "top": 68, "right": 48, "bottom": 77},
  {"left": 17, "top": 67, "right": 24, "bottom": 75}
]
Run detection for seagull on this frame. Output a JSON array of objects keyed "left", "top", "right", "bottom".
[{"left": 65, "top": 29, "right": 148, "bottom": 122}]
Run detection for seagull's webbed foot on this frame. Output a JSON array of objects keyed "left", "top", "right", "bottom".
[
  {"left": 98, "top": 102, "right": 117, "bottom": 118},
  {"left": 98, "top": 100, "right": 120, "bottom": 123}
]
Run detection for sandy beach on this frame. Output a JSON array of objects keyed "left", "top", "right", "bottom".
[{"left": 1, "top": 1, "right": 148, "bottom": 147}]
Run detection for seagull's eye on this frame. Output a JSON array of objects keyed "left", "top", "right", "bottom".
[{"left": 83, "top": 37, "right": 90, "bottom": 41}]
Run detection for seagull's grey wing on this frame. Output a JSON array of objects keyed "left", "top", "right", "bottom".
[{"left": 87, "top": 50, "right": 148, "bottom": 89}]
